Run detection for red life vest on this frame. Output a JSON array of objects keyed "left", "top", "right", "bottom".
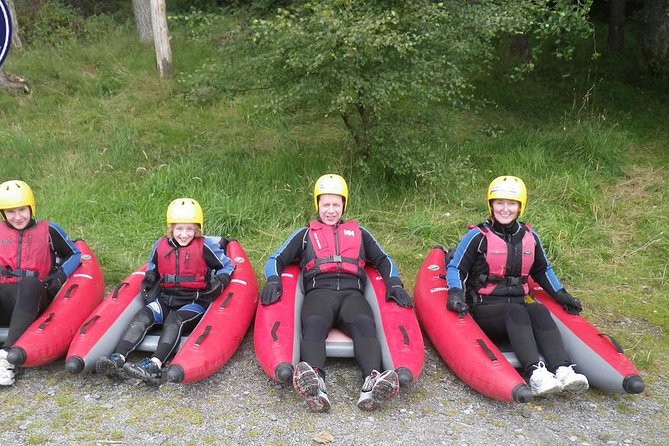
[
  {"left": 474, "top": 224, "right": 535, "bottom": 296},
  {"left": 156, "top": 237, "right": 208, "bottom": 290},
  {"left": 0, "top": 221, "right": 52, "bottom": 284},
  {"left": 302, "top": 220, "right": 366, "bottom": 280}
]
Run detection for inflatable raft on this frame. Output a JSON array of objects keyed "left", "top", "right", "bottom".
[
  {"left": 414, "top": 246, "right": 645, "bottom": 403},
  {"left": 254, "top": 265, "right": 424, "bottom": 386},
  {"left": 65, "top": 238, "right": 257, "bottom": 384},
  {"left": 3, "top": 240, "right": 105, "bottom": 367}
]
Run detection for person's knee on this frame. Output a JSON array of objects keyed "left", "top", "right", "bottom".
[
  {"left": 129, "top": 308, "right": 154, "bottom": 331},
  {"left": 302, "top": 314, "right": 330, "bottom": 341},
  {"left": 160, "top": 315, "right": 184, "bottom": 345},
  {"left": 527, "top": 303, "right": 555, "bottom": 329},
  {"left": 346, "top": 314, "right": 376, "bottom": 338},
  {"left": 14, "top": 277, "right": 45, "bottom": 311}
]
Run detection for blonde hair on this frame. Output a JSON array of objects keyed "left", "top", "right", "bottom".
[{"left": 166, "top": 223, "right": 203, "bottom": 238}]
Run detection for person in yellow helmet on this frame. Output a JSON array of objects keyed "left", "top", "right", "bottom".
[
  {"left": 260, "top": 174, "right": 412, "bottom": 412},
  {"left": 0, "top": 180, "right": 81, "bottom": 386},
  {"left": 96, "top": 198, "right": 234, "bottom": 385},
  {"left": 445, "top": 176, "right": 589, "bottom": 397}
]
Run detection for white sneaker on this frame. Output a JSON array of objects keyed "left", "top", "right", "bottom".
[
  {"left": 0, "top": 364, "right": 15, "bottom": 386},
  {"left": 292, "top": 362, "right": 331, "bottom": 413},
  {"left": 555, "top": 365, "right": 589, "bottom": 393},
  {"left": 0, "top": 349, "right": 10, "bottom": 367},
  {"left": 357, "top": 370, "right": 400, "bottom": 411},
  {"left": 0, "top": 350, "right": 14, "bottom": 386},
  {"left": 529, "top": 362, "right": 563, "bottom": 397}
]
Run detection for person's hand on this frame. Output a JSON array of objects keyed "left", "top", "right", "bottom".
[
  {"left": 216, "top": 274, "right": 231, "bottom": 290},
  {"left": 385, "top": 278, "right": 412, "bottom": 308},
  {"left": 260, "top": 275, "right": 282, "bottom": 306},
  {"left": 44, "top": 269, "right": 67, "bottom": 297},
  {"left": 553, "top": 290, "right": 582, "bottom": 315},
  {"left": 446, "top": 288, "right": 469, "bottom": 316},
  {"left": 141, "top": 270, "right": 158, "bottom": 300}
]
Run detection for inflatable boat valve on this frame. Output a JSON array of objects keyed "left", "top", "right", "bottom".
[
  {"left": 64, "top": 356, "right": 85, "bottom": 374},
  {"left": 6, "top": 347, "right": 26, "bottom": 366}
]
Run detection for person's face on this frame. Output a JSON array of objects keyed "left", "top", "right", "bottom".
[
  {"left": 318, "top": 194, "right": 344, "bottom": 226},
  {"left": 491, "top": 199, "right": 520, "bottom": 225},
  {"left": 3, "top": 206, "right": 32, "bottom": 230},
  {"left": 171, "top": 223, "right": 197, "bottom": 246}
]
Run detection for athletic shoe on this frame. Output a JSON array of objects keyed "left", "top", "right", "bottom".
[
  {"left": 555, "top": 365, "right": 589, "bottom": 393},
  {"left": 123, "top": 357, "right": 162, "bottom": 385},
  {"left": 0, "top": 349, "right": 11, "bottom": 368},
  {"left": 529, "top": 361, "right": 563, "bottom": 397},
  {"left": 357, "top": 369, "right": 400, "bottom": 411},
  {"left": 0, "top": 350, "right": 15, "bottom": 386},
  {"left": 292, "top": 362, "right": 331, "bottom": 413},
  {"left": 95, "top": 354, "right": 125, "bottom": 379}
]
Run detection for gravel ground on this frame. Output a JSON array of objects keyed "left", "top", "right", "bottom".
[{"left": 0, "top": 333, "right": 666, "bottom": 446}]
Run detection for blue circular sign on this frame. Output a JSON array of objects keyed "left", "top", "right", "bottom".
[{"left": 0, "top": 0, "right": 12, "bottom": 67}]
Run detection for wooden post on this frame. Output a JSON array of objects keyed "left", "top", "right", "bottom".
[{"left": 150, "top": 0, "right": 172, "bottom": 78}]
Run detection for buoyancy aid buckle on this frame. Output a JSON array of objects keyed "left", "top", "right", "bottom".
[
  {"left": 162, "top": 274, "right": 197, "bottom": 283},
  {"left": 480, "top": 274, "right": 527, "bottom": 287},
  {"left": 1, "top": 266, "right": 38, "bottom": 278}
]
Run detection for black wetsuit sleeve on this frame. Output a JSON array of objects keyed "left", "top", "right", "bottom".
[
  {"left": 48, "top": 223, "right": 81, "bottom": 278},
  {"left": 263, "top": 227, "right": 308, "bottom": 278}
]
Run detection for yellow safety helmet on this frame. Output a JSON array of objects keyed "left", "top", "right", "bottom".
[
  {"left": 0, "top": 180, "right": 36, "bottom": 218},
  {"left": 486, "top": 176, "right": 527, "bottom": 218},
  {"left": 166, "top": 198, "right": 204, "bottom": 229},
  {"left": 313, "top": 174, "right": 349, "bottom": 212}
]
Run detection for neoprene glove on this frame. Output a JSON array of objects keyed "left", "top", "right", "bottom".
[
  {"left": 44, "top": 269, "right": 67, "bottom": 297},
  {"left": 141, "top": 269, "right": 159, "bottom": 299},
  {"left": 553, "top": 289, "right": 582, "bottom": 315},
  {"left": 260, "top": 275, "right": 282, "bottom": 306},
  {"left": 446, "top": 288, "right": 469, "bottom": 316},
  {"left": 385, "top": 277, "right": 412, "bottom": 308},
  {"left": 216, "top": 274, "right": 231, "bottom": 290}
]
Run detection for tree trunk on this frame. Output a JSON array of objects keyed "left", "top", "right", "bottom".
[
  {"left": 132, "top": 0, "right": 153, "bottom": 42},
  {"left": 7, "top": 0, "right": 22, "bottom": 50},
  {"left": 607, "top": 0, "right": 625, "bottom": 53},
  {"left": 0, "top": 67, "right": 30, "bottom": 93},
  {"left": 639, "top": 0, "right": 669, "bottom": 75},
  {"left": 150, "top": 0, "right": 172, "bottom": 78}
]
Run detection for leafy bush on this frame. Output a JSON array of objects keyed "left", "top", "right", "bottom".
[{"left": 18, "top": 1, "right": 120, "bottom": 47}]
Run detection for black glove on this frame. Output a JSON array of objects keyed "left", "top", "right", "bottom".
[
  {"left": 260, "top": 275, "right": 282, "bottom": 306},
  {"left": 385, "top": 278, "right": 412, "bottom": 308},
  {"left": 44, "top": 269, "right": 67, "bottom": 297},
  {"left": 216, "top": 274, "right": 231, "bottom": 290},
  {"left": 553, "top": 289, "right": 582, "bottom": 315},
  {"left": 141, "top": 270, "right": 159, "bottom": 299},
  {"left": 446, "top": 288, "right": 469, "bottom": 316}
]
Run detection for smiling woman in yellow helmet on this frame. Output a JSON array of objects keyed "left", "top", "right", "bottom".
[
  {"left": 95, "top": 198, "right": 234, "bottom": 385},
  {"left": 260, "top": 174, "right": 412, "bottom": 413},
  {"left": 0, "top": 180, "right": 81, "bottom": 386},
  {"left": 445, "top": 176, "right": 589, "bottom": 397}
]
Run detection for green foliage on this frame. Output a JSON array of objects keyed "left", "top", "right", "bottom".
[
  {"left": 250, "top": 0, "right": 594, "bottom": 179},
  {"left": 168, "top": 8, "right": 227, "bottom": 41},
  {"left": 17, "top": 1, "right": 121, "bottom": 47}
]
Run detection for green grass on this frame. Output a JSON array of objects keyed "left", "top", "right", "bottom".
[{"left": 1, "top": 10, "right": 668, "bottom": 373}]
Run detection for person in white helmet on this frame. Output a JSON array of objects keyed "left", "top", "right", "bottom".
[
  {"left": 260, "top": 174, "right": 412, "bottom": 412},
  {"left": 446, "top": 176, "right": 589, "bottom": 397},
  {"left": 0, "top": 180, "right": 81, "bottom": 386},
  {"left": 96, "top": 198, "right": 234, "bottom": 385}
]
